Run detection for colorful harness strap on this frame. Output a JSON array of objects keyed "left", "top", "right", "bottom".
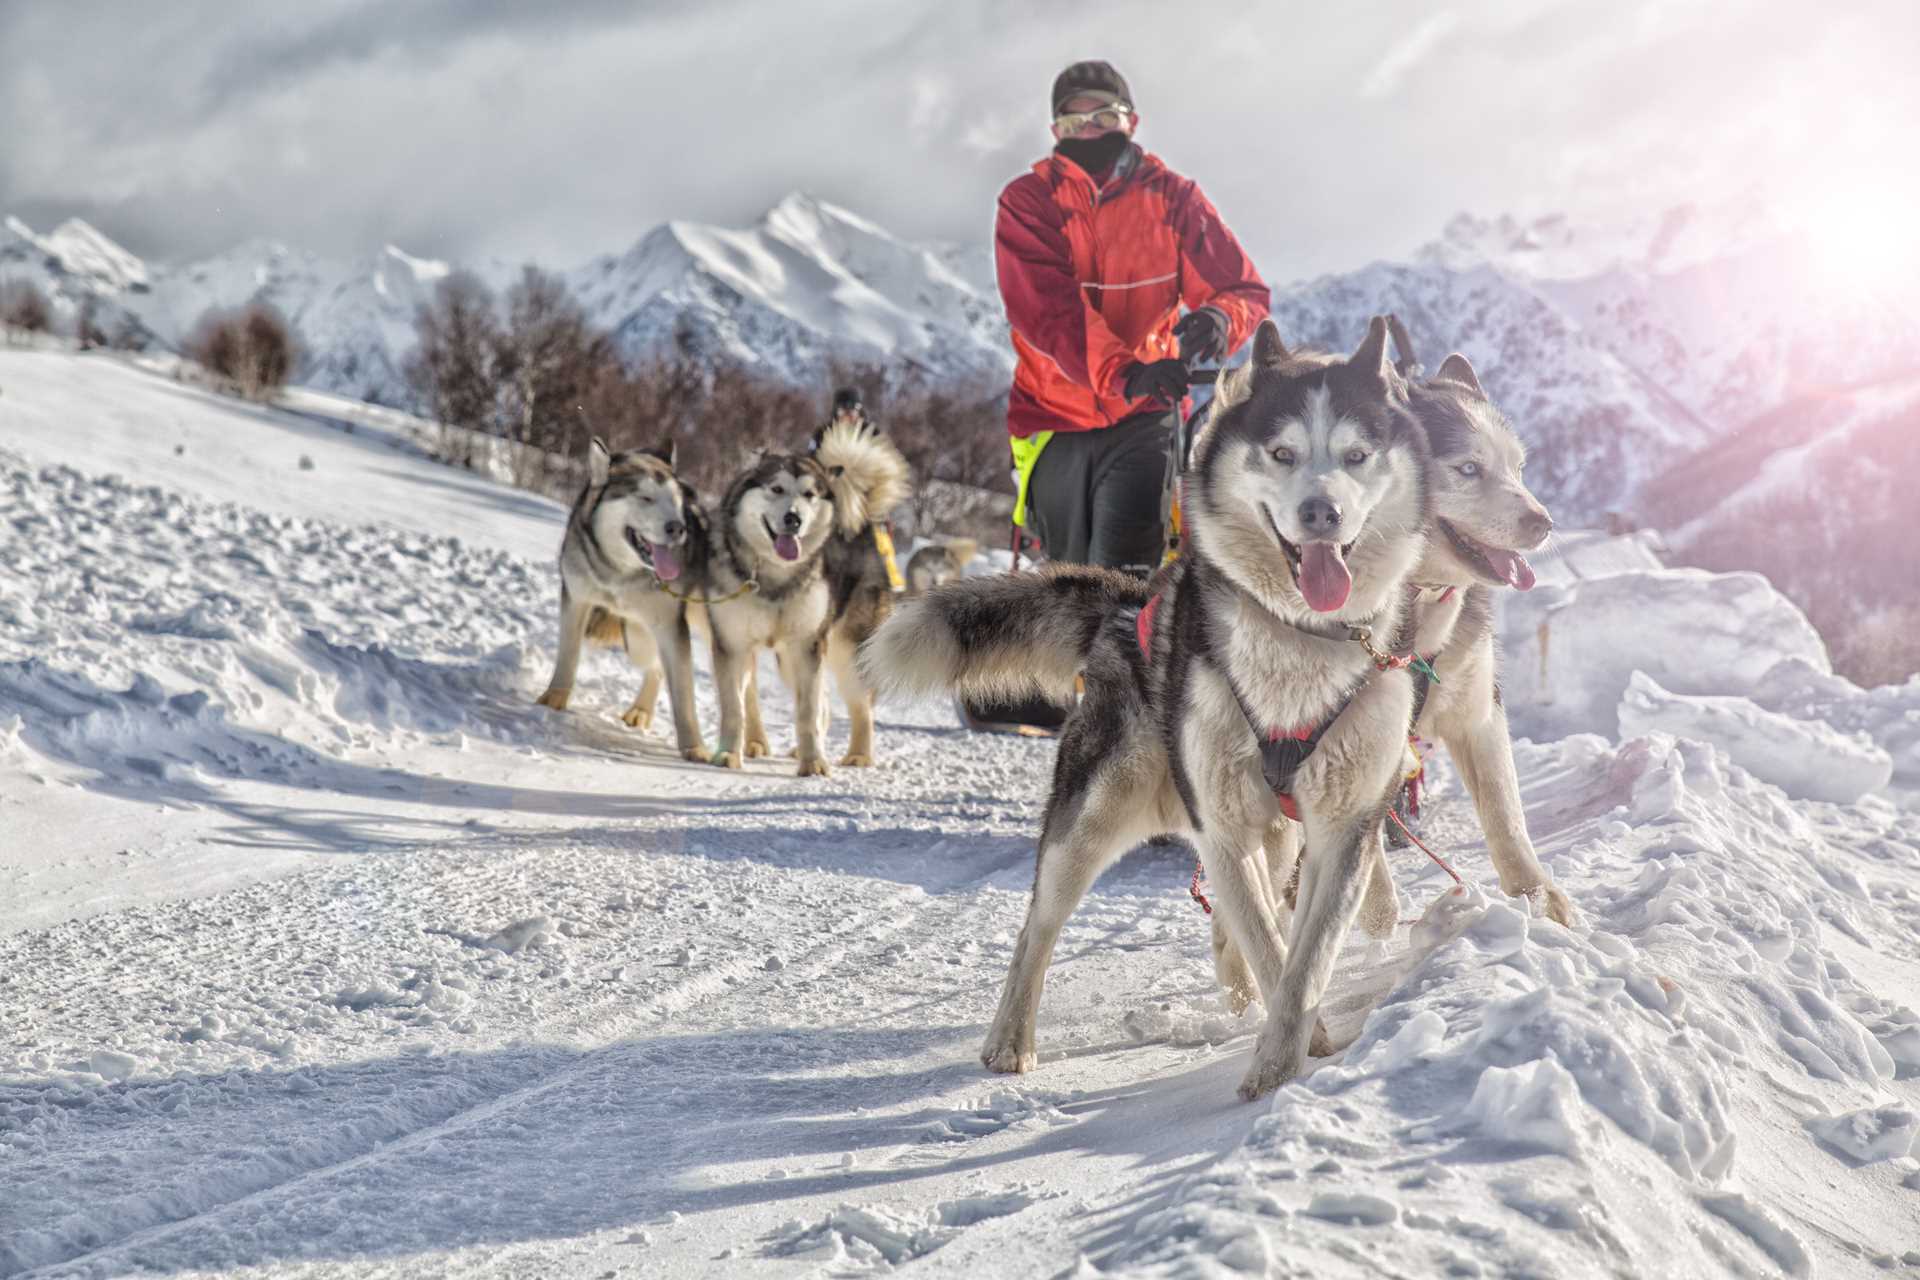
[{"left": 1135, "top": 590, "right": 1329, "bottom": 823}]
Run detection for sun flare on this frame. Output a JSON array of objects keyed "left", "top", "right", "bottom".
[{"left": 1800, "top": 185, "right": 1920, "bottom": 291}]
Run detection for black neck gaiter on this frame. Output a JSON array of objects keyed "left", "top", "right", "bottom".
[{"left": 1055, "top": 133, "right": 1131, "bottom": 179}]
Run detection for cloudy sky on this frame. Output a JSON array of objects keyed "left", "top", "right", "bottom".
[{"left": 3, "top": 0, "right": 1914, "bottom": 284}]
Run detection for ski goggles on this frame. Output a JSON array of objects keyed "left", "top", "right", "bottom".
[{"left": 1053, "top": 102, "right": 1132, "bottom": 134}]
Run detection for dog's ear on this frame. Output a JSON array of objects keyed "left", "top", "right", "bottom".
[
  {"left": 1386, "top": 314, "right": 1421, "bottom": 379},
  {"left": 1434, "top": 353, "right": 1487, "bottom": 400},
  {"left": 1251, "top": 319, "right": 1289, "bottom": 366},
  {"left": 588, "top": 437, "right": 611, "bottom": 487},
  {"left": 1348, "top": 316, "right": 1392, "bottom": 385},
  {"left": 1212, "top": 358, "right": 1254, "bottom": 411},
  {"left": 640, "top": 437, "right": 676, "bottom": 468}
]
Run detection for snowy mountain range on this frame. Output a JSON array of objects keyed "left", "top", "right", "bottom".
[{"left": 5, "top": 197, "right": 1918, "bottom": 527}]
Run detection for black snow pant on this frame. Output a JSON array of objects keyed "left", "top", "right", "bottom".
[
  {"left": 1026, "top": 407, "right": 1176, "bottom": 577},
  {"left": 965, "top": 408, "right": 1174, "bottom": 732}
]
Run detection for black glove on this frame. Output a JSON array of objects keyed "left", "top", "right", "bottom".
[
  {"left": 1173, "top": 308, "right": 1226, "bottom": 364},
  {"left": 1122, "top": 358, "right": 1191, "bottom": 404}
]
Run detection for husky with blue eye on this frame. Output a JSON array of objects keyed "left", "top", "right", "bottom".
[{"left": 863, "top": 317, "right": 1435, "bottom": 1099}]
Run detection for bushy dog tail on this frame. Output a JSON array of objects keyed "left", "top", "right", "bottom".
[
  {"left": 813, "top": 413, "right": 912, "bottom": 535},
  {"left": 860, "top": 564, "right": 1149, "bottom": 703}
]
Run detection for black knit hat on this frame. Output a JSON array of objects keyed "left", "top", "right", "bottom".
[{"left": 1051, "top": 60, "right": 1133, "bottom": 116}]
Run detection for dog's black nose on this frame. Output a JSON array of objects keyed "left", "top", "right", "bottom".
[
  {"left": 782, "top": 510, "right": 803, "bottom": 532},
  {"left": 1522, "top": 509, "right": 1553, "bottom": 541},
  {"left": 1298, "top": 497, "right": 1342, "bottom": 534},
  {"left": 664, "top": 519, "right": 685, "bottom": 541}
]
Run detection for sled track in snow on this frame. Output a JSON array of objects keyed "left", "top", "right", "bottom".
[{"left": 19, "top": 840, "right": 1037, "bottom": 1279}]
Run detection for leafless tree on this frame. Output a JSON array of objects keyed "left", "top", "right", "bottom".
[
  {"left": 493, "top": 267, "right": 610, "bottom": 487},
  {"left": 405, "top": 271, "right": 501, "bottom": 468}
]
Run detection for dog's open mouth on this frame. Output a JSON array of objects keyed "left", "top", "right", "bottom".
[
  {"left": 764, "top": 517, "right": 802, "bottom": 562},
  {"left": 1439, "top": 519, "right": 1535, "bottom": 590},
  {"left": 624, "top": 527, "right": 683, "bottom": 581},
  {"left": 1262, "top": 505, "right": 1354, "bottom": 613}
]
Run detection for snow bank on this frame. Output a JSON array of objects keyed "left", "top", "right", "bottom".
[
  {"left": 1618, "top": 670, "right": 1893, "bottom": 802},
  {"left": 1106, "top": 730, "right": 1920, "bottom": 1277},
  {"left": 1749, "top": 657, "right": 1920, "bottom": 791},
  {"left": 0, "top": 452, "right": 559, "bottom": 803},
  {"left": 1500, "top": 567, "right": 1830, "bottom": 742}
]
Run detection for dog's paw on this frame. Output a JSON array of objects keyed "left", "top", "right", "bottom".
[
  {"left": 1239, "top": 1016, "right": 1310, "bottom": 1100},
  {"left": 534, "top": 688, "right": 570, "bottom": 711},
  {"left": 1236, "top": 1056, "right": 1293, "bottom": 1102},
  {"left": 680, "top": 745, "right": 711, "bottom": 764},
  {"left": 795, "top": 757, "right": 831, "bottom": 779},
  {"left": 981, "top": 1041, "right": 1036, "bottom": 1075},
  {"left": 1515, "top": 882, "right": 1576, "bottom": 928},
  {"left": 712, "top": 751, "right": 743, "bottom": 770},
  {"left": 838, "top": 752, "right": 874, "bottom": 768},
  {"left": 620, "top": 704, "right": 654, "bottom": 730},
  {"left": 744, "top": 738, "right": 771, "bottom": 759}
]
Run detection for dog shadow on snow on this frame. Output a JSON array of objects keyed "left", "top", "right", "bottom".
[{"left": 1, "top": 1022, "right": 1267, "bottom": 1276}]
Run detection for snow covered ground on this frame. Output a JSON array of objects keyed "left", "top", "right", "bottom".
[{"left": 4, "top": 348, "right": 1920, "bottom": 1278}]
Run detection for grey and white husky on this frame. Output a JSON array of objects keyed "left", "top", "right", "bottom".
[
  {"left": 1392, "top": 349, "right": 1571, "bottom": 921},
  {"left": 536, "top": 439, "right": 712, "bottom": 761},
  {"left": 704, "top": 451, "right": 840, "bottom": 775},
  {"left": 1208, "top": 339, "right": 1574, "bottom": 1013},
  {"left": 863, "top": 317, "right": 1433, "bottom": 1099}
]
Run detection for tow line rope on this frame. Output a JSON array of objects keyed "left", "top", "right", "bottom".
[{"left": 1185, "top": 807, "right": 1462, "bottom": 920}]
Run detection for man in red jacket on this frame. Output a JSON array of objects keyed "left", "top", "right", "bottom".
[{"left": 969, "top": 59, "right": 1270, "bottom": 731}]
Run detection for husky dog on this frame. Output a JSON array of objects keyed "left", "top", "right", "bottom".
[
  {"left": 905, "top": 538, "right": 978, "bottom": 595},
  {"left": 704, "top": 451, "right": 839, "bottom": 775},
  {"left": 1208, "top": 342, "right": 1574, "bottom": 1014},
  {"left": 807, "top": 390, "right": 913, "bottom": 766},
  {"left": 536, "top": 439, "right": 712, "bottom": 761},
  {"left": 863, "top": 318, "right": 1432, "bottom": 1099},
  {"left": 1391, "top": 351, "right": 1571, "bottom": 919}
]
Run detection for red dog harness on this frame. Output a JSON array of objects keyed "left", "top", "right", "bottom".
[{"left": 1137, "top": 592, "right": 1328, "bottom": 822}]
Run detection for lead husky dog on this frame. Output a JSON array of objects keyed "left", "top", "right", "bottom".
[
  {"left": 810, "top": 390, "right": 913, "bottom": 766},
  {"left": 863, "top": 318, "right": 1431, "bottom": 1099},
  {"left": 1209, "top": 341, "right": 1574, "bottom": 1013},
  {"left": 536, "top": 439, "right": 712, "bottom": 761},
  {"left": 704, "top": 451, "right": 840, "bottom": 775}
]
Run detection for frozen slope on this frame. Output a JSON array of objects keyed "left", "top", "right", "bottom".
[{"left": 2, "top": 350, "right": 1919, "bottom": 1278}]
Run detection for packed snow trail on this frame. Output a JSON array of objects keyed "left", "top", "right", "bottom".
[{"left": 3, "top": 351, "right": 1919, "bottom": 1277}]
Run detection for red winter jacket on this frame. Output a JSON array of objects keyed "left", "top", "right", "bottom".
[{"left": 995, "top": 146, "right": 1270, "bottom": 438}]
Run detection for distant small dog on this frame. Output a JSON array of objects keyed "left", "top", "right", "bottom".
[{"left": 905, "top": 538, "right": 978, "bottom": 596}]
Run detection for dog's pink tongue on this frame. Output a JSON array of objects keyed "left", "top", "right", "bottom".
[
  {"left": 1298, "top": 542, "right": 1352, "bottom": 612},
  {"left": 649, "top": 542, "right": 682, "bottom": 582},
  {"left": 774, "top": 533, "right": 801, "bottom": 562},
  {"left": 1483, "top": 548, "right": 1536, "bottom": 590}
]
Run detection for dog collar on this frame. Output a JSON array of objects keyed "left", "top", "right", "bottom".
[{"left": 1407, "top": 582, "right": 1459, "bottom": 605}]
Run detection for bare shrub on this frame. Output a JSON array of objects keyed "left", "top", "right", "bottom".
[
  {"left": 184, "top": 303, "right": 297, "bottom": 400},
  {"left": 1, "top": 279, "right": 53, "bottom": 339},
  {"left": 493, "top": 267, "right": 610, "bottom": 488},
  {"left": 75, "top": 295, "right": 108, "bottom": 350},
  {"left": 405, "top": 271, "right": 501, "bottom": 468}
]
